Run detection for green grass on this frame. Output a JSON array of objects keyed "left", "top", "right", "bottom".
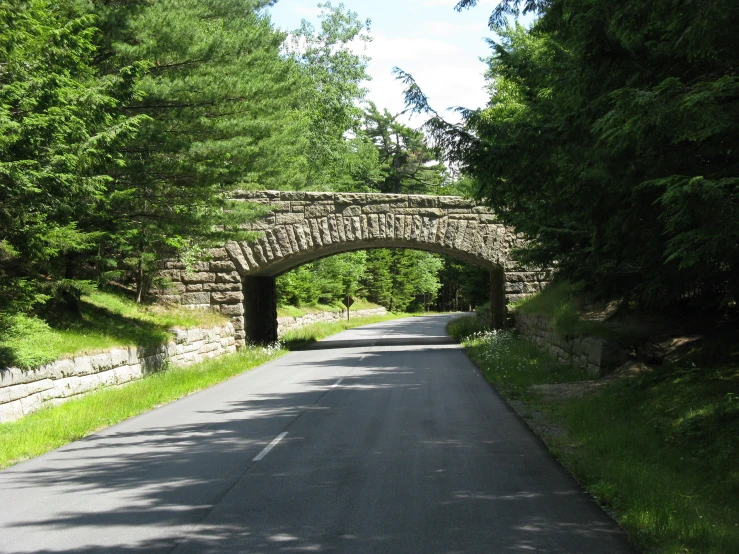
[
  {"left": 279, "top": 311, "right": 410, "bottom": 349},
  {"left": 0, "top": 291, "right": 227, "bottom": 368},
  {"left": 451, "top": 317, "right": 739, "bottom": 554},
  {"left": 276, "top": 299, "right": 382, "bottom": 318},
  {"left": 0, "top": 346, "right": 285, "bottom": 469}
]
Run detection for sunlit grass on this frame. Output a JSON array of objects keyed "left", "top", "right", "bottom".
[
  {"left": 451, "top": 318, "right": 739, "bottom": 554},
  {"left": 0, "top": 290, "right": 227, "bottom": 368}
]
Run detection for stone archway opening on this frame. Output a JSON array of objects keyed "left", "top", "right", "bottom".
[{"left": 240, "top": 247, "right": 511, "bottom": 344}]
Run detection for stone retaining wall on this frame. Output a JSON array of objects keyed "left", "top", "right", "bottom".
[
  {"left": 0, "top": 324, "right": 236, "bottom": 423},
  {"left": 513, "top": 313, "right": 628, "bottom": 377},
  {"left": 277, "top": 307, "right": 387, "bottom": 336}
]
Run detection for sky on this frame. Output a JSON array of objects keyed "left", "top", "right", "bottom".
[{"left": 268, "top": 0, "right": 506, "bottom": 123}]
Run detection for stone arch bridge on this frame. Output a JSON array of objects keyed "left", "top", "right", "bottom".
[{"left": 159, "top": 191, "right": 548, "bottom": 345}]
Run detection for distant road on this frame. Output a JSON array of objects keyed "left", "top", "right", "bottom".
[{"left": 0, "top": 315, "right": 635, "bottom": 553}]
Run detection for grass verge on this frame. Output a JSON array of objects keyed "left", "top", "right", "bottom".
[
  {"left": 451, "top": 315, "right": 739, "bottom": 554},
  {"left": 0, "top": 346, "right": 285, "bottom": 469},
  {"left": 0, "top": 290, "right": 227, "bottom": 368}
]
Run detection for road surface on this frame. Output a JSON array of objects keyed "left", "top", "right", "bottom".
[{"left": 0, "top": 314, "right": 635, "bottom": 553}]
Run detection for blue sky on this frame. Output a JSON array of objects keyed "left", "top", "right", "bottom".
[{"left": 268, "top": 0, "right": 506, "bottom": 122}]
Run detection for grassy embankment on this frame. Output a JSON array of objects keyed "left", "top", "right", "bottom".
[
  {"left": 0, "top": 293, "right": 409, "bottom": 469},
  {"left": 448, "top": 303, "right": 739, "bottom": 553},
  {"left": 0, "top": 290, "right": 227, "bottom": 369}
]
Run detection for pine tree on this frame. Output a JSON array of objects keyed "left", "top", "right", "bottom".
[{"left": 0, "top": 0, "right": 144, "bottom": 312}]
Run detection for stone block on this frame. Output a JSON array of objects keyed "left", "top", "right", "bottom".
[
  {"left": 0, "top": 383, "right": 26, "bottom": 404},
  {"left": 210, "top": 261, "right": 237, "bottom": 272},
  {"left": 408, "top": 196, "right": 439, "bottom": 208},
  {"left": 204, "top": 283, "right": 242, "bottom": 292},
  {"left": 216, "top": 271, "right": 241, "bottom": 284},
  {"left": 73, "top": 356, "right": 94, "bottom": 376},
  {"left": 362, "top": 204, "right": 390, "bottom": 214},
  {"left": 276, "top": 213, "right": 305, "bottom": 225},
  {"left": 342, "top": 206, "right": 362, "bottom": 217},
  {"left": 51, "top": 359, "right": 75, "bottom": 378},
  {"left": 182, "top": 272, "right": 216, "bottom": 284},
  {"left": 186, "top": 284, "right": 204, "bottom": 292},
  {"left": 90, "top": 353, "right": 113, "bottom": 372},
  {"left": 211, "top": 292, "right": 243, "bottom": 304},
  {"left": 208, "top": 247, "right": 229, "bottom": 260},
  {"left": 182, "top": 292, "right": 211, "bottom": 306},
  {"left": 267, "top": 201, "right": 292, "bottom": 213},
  {"left": 438, "top": 196, "right": 469, "bottom": 207},
  {"left": 97, "top": 369, "right": 118, "bottom": 388},
  {"left": 305, "top": 204, "right": 333, "bottom": 218},
  {"left": 0, "top": 400, "right": 23, "bottom": 423},
  {"left": 220, "top": 304, "right": 245, "bottom": 316}
]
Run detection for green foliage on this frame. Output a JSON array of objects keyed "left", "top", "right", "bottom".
[
  {"left": 276, "top": 251, "right": 368, "bottom": 306},
  {"left": 411, "top": 0, "right": 739, "bottom": 310},
  {"left": 0, "top": 0, "right": 145, "bottom": 312},
  {"left": 363, "top": 103, "right": 450, "bottom": 194},
  {"left": 88, "top": 0, "right": 297, "bottom": 300},
  {"left": 279, "top": 311, "right": 409, "bottom": 350},
  {"left": 363, "top": 249, "right": 444, "bottom": 312},
  {"left": 287, "top": 3, "right": 380, "bottom": 191},
  {"left": 437, "top": 256, "right": 490, "bottom": 311}
]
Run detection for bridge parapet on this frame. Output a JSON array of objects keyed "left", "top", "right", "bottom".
[{"left": 156, "top": 191, "right": 550, "bottom": 345}]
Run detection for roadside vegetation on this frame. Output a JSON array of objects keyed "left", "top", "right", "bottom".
[
  {"left": 0, "top": 290, "right": 226, "bottom": 369},
  {"left": 450, "top": 314, "right": 739, "bottom": 553}
]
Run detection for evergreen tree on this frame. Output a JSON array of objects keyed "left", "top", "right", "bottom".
[
  {"left": 90, "top": 0, "right": 298, "bottom": 300},
  {"left": 364, "top": 103, "right": 448, "bottom": 194},
  {"left": 0, "top": 0, "right": 144, "bottom": 312}
]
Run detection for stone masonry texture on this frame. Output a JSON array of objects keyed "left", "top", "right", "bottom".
[{"left": 514, "top": 313, "right": 629, "bottom": 377}]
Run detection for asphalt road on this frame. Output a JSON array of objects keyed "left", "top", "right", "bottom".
[{"left": 0, "top": 314, "right": 636, "bottom": 553}]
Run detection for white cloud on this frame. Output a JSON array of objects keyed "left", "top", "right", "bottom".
[{"left": 363, "top": 33, "right": 489, "bottom": 123}]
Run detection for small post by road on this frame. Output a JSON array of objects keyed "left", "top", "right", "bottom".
[{"left": 342, "top": 295, "right": 354, "bottom": 321}]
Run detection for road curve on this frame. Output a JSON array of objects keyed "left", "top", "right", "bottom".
[{"left": 0, "top": 314, "right": 636, "bottom": 553}]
